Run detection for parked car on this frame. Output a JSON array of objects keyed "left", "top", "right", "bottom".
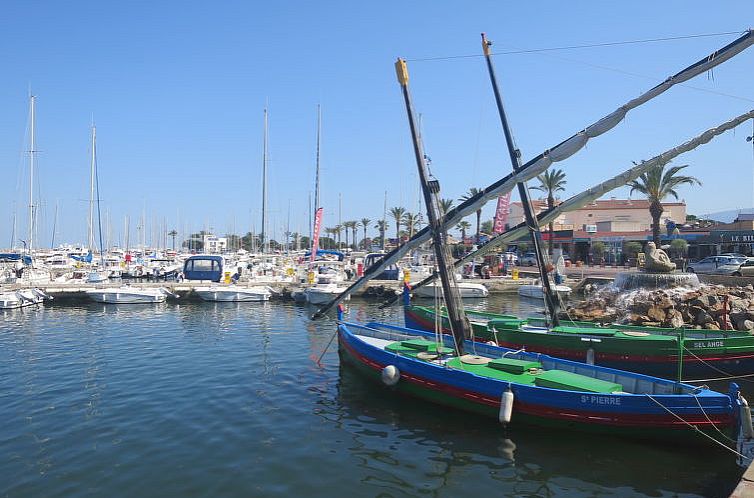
[
  {"left": 737, "top": 258, "right": 754, "bottom": 277},
  {"left": 519, "top": 252, "right": 538, "bottom": 266},
  {"left": 686, "top": 256, "right": 743, "bottom": 275}
]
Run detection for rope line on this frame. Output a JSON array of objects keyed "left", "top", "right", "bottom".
[
  {"left": 644, "top": 393, "right": 747, "bottom": 459},
  {"left": 406, "top": 31, "right": 743, "bottom": 62},
  {"left": 683, "top": 345, "right": 754, "bottom": 384}
]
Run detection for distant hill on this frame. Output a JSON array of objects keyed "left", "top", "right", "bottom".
[{"left": 693, "top": 208, "right": 754, "bottom": 223}]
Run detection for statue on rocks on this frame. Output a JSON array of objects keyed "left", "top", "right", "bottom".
[{"left": 643, "top": 241, "right": 676, "bottom": 273}]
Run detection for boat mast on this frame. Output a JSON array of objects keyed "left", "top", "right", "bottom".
[
  {"left": 481, "top": 33, "right": 560, "bottom": 326},
  {"left": 262, "top": 107, "right": 268, "bottom": 254},
  {"left": 88, "top": 121, "right": 96, "bottom": 253},
  {"left": 395, "top": 58, "right": 472, "bottom": 354},
  {"left": 28, "top": 94, "right": 36, "bottom": 256},
  {"left": 314, "top": 104, "right": 321, "bottom": 214},
  {"left": 92, "top": 124, "right": 106, "bottom": 267}
]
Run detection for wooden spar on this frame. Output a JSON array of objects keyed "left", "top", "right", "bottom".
[
  {"left": 481, "top": 33, "right": 560, "bottom": 326},
  {"left": 394, "top": 58, "right": 472, "bottom": 354}
]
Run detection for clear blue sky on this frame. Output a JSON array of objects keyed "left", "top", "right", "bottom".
[{"left": 1, "top": 1, "right": 753, "bottom": 249}]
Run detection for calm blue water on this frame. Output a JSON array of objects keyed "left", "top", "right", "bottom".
[{"left": 0, "top": 296, "right": 744, "bottom": 497}]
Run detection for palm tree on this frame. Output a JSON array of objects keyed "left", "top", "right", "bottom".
[
  {"left": 459, "top": 188, "right": 482, "bottom": 243},
  {"left": 374, "top": 220, "right": 387, "bottom": 250},
  {"left": 167, "top": 229, "right": 178, "bottom": 250},
  {"left": 402, "top": 212, "right": 423, "bottom": 240},
  {"left": 456, "top": 221, "right": 471, "bottom": 243},
  {"left": 334, "top": 224, "right": 343, "bottom": 249},
  {"left": 389, "top": 206, "right": 406, "bottom": 246},
  {"left": 627, "top": 162, "right": 701, "bottom": 246},
  {"left": 531, "top": 168, "right": 567, "bottom": 257},
  {"left": 343, "top": 221, "right": 358, "bottom": 250},
  {"left": 439, "top": 198, "right": 454, "bottom": 217},
  {"left": 324, "top": 228, "right": 336, "bottom": 249},
  {"left": 360, "top": 218, "right": 371, "bottom": 249}
]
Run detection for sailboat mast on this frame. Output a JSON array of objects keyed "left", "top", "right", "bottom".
[
  {"left": 395, "top": 58, "right": 471, "bottom": 354},
  {"left": 92, "top": 124, "right": 105, "bottom": 266},
  {"left": 262, "top": 107, "right": 268, "bottom": 254},
  {"left": 28, "top": 94, "right": 36, "bottom": 255},
  {"left": 481, "top": 33, "right": 560, "bottom": 326},
  {"left": 314, "top": 104, "right": 321, "bottom": 212}
]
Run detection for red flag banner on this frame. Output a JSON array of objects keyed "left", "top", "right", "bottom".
[
  {"left": 310, "top": 207, "right": 324, "bottom": 262},
  {"left": 492, "top": 193, "right": 511, "bottom": 234}
]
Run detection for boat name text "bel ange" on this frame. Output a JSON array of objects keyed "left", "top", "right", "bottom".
[{"left": 692, "top": 341, "right": 724, "bottom": 348}]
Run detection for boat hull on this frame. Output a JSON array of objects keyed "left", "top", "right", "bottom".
[
  {"left": 413, "top": 282, "right": 489, "bottom": 299},
  {"left": 338, "top": 321, "right": 739, "bottom": 439},
  {"left": 194, "top": 286, "right": 271, "bottom": 302},
  {"left": 86, "top": 289, "right": 166, "bottom": 304},
  {"left": 404, "top": 305, "right": 754, "bottom": 379}
]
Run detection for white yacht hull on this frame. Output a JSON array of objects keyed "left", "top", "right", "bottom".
[
  {"left": 518, "top": 284, "right": 572, "bottom": 299},
  {"left": 86, "top": 287, "right": 167, "bottom": 304},
  {"left": 413, "top": 282, "right": 489, "bottom": 299},
  {"left": 304, "top": 284, "right": 350, "bottom": 305},
  {"left": 194, "top": 285, "right": 271, "bottom": 302}
]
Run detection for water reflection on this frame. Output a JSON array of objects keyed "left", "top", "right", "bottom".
[{"left": 328, "top": 350, "right": 741, "bottom": 498}]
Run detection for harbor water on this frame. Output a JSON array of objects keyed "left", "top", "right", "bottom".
[{"left": 0, "top": 295, "right": 746, "bottom": 497}]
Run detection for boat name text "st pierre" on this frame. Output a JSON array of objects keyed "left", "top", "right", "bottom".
[{"left": 580, "top": 395, "right": 621, "bottom": 405}]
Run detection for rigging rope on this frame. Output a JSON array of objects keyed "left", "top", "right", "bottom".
[
  {"left": 407, "top": 31, "right": 744, "bottom": 61},
  {"left": 643, "top": 392, "right": 748, "bottom": 459}
]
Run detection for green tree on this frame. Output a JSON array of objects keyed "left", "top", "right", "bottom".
[
  {"left": 670, "top": 239, "right": 688, "bottom": 259},
  {"left": 591, "top": 241, "right": 606, "bottom": 264},
  {"left": 167, "top": 229, "right": 178, "bottom": 250},
  {"left": 456, "top": 221, "right": 471, "bottom": 242},
  {"left": 343, "top": 221, "right": 358, "bottom": 250},
  {"left": 359, "top": 218, "right": 371, "bottom": 249},
  {"left": 389, "top": 207, "right": 406, "bottom": 246},
  {"left": 439, "top": 198, "right": 454, "bottom": 217},
  {"left": 460, "top": 188, "right": 483, "bottom": 243},
  {"left": 531, "top": 168, "right": 567, "bottom": 257},
  {"left": 374, "top": 219, "right": 387, "bottom": 250},
  {"left": 627, "top": 162, "right": 701, "bottom": 246},
  {"left": 480, "top": 219, "right": 493, "bottom": 236},
  {"left": 623, "top": 241, "right": 643, "bottom": 262},
  {"left": 402, "top": 212, "right": 423, "bottom": 240},
  {"left": 334, "top": 224, "right": 343, "bottom": 249}
]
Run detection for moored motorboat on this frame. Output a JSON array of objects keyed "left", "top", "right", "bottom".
[
  {"left": 305, "top": 283, "right": 350, "bottom": 305},
  {"left": 194, "top": 284, "right": 272, "bottom": 302},
  {"left": 518, "top": 282, "right": 572, "bottom": 299},
  {"left": 85, "top": 286, "right": 169, "bottom": 304},
  {"left": 412, "top": 281, "right": 488, "bottom": 299},
  {"left": 0, "top": 288, "right": 49, "bottom": 309}
]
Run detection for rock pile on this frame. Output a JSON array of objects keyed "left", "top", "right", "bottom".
[{"left": 565, "top": 284, "right": 754, "bottom": 331}]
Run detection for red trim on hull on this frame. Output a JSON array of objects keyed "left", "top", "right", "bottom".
[{"left": 339, "top": 330, "right": 732, "bottom": 429}]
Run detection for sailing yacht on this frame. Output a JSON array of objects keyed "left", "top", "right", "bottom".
[{"left": 330, "top": 51, "right": 754, "bottom": 460}]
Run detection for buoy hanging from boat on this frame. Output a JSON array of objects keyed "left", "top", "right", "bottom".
[
  {"left": 586, "top": 348, "right": 595, "bottom": 366},
  {"left": 499, "top": 387, "right": 514, "bottom": 424},
  {"left": 741, "top": 395, "right": 754, "bottom": 439},
  {"left": 381, "top": 365, "right": 400, "bottom": 386}
]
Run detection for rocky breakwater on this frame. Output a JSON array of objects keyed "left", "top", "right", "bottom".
[{"left": 565, "top": 284, "right": 754, "bottom": 331}]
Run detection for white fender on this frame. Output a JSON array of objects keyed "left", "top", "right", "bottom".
[
  {"left": 381, "top": 365, "right": 400, "bottom": 386},
  {"left": 586, "top": 348, "right": 595, "bottom": 366},
  {"left": 741, "top": 395, "right": 754, "bottom": 439},
  {"left": 499, "top": 388, "right": 514, "bottom": 424}
]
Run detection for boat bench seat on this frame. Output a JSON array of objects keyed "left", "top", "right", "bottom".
[
  {"left": 385, "top": 340, "right": 454, "bottom": 356},
  {"left": 534, "top": 370, "right": 623, "bottom": 393},
  {"left": 487, "top": 357, "right": 542, "bottom": 375},
  {"left": 445, "top": 357, "right": 537, "bottom": 384},
  {"left": 552, "top": 326, "right": 619, "bottom": 336},
  {"left": 487, "top": 319, "right": 528, "bottom": 330}
]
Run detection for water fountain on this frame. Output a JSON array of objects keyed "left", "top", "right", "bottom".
[{"left": 612, "top": 242, "right": 699, "bottom": 290}]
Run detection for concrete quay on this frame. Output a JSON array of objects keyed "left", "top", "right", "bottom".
[{"left": 5, "top": 276, "right": 540, "bottom": 303}]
